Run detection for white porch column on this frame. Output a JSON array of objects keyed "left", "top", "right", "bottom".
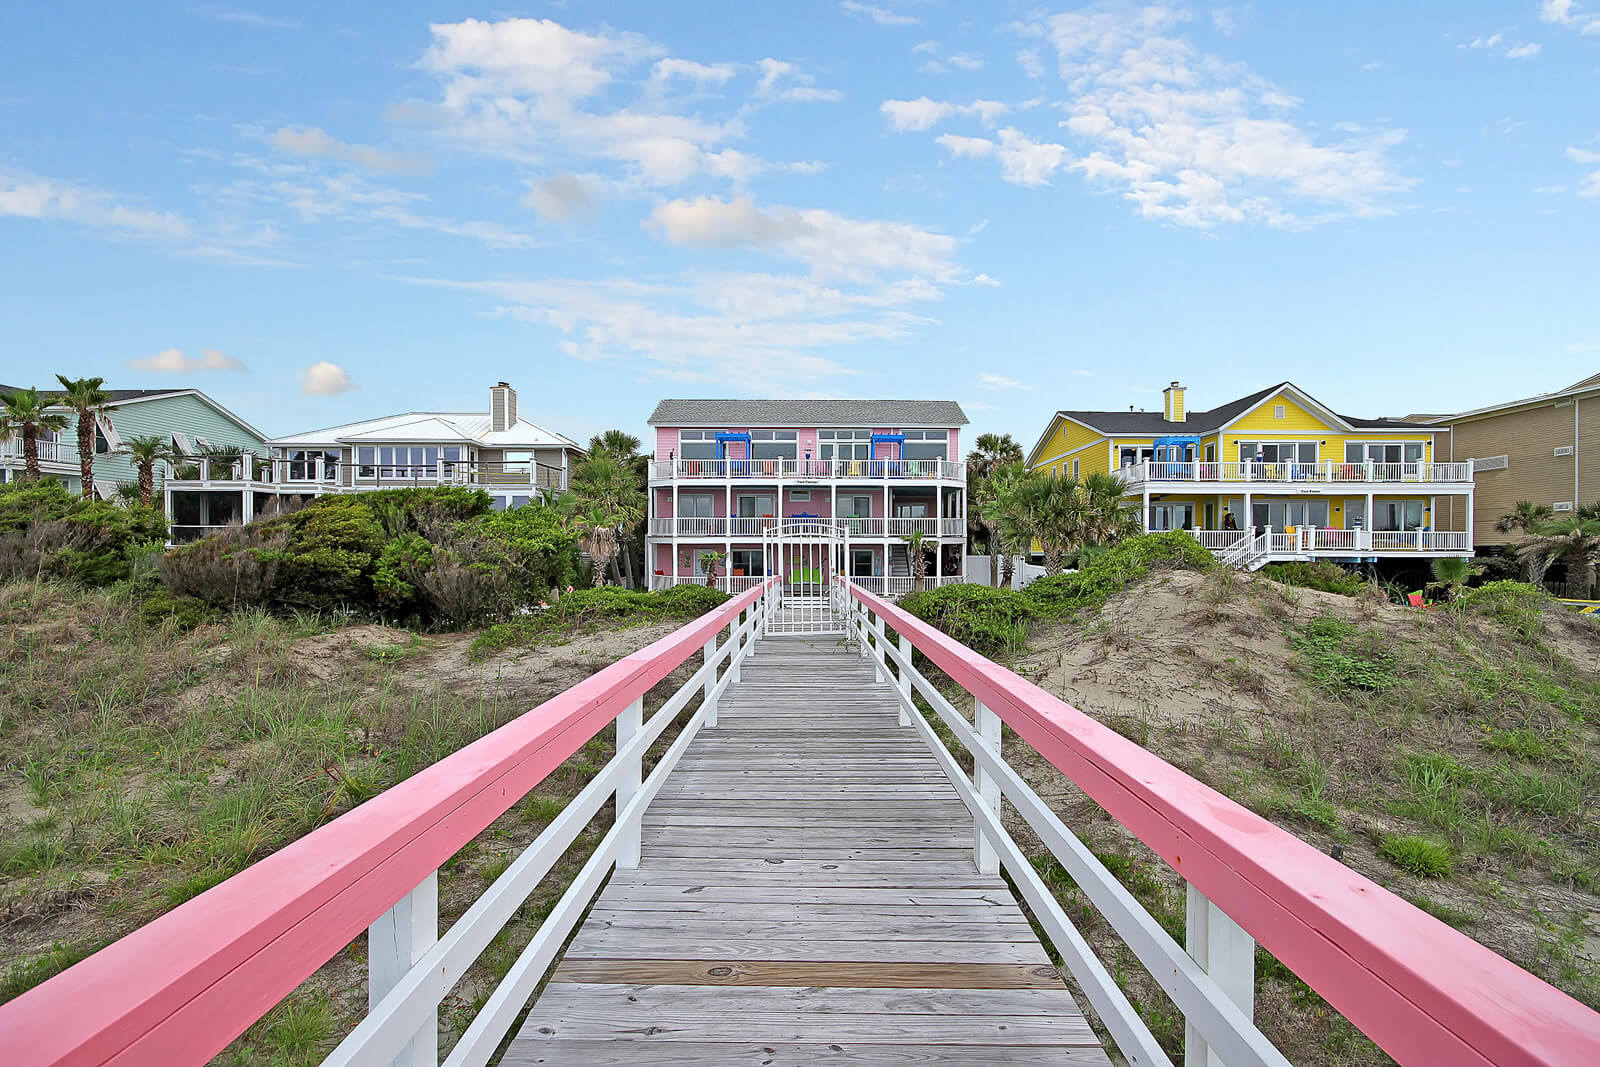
[
  {"left": 1142, "top": 489, "right": 1151, "bottom": 532},
  {"left": 1366, "top": 492, "right": 1374, "bottom": 549},
  {"left": 1244, "top": 492, "right": 1253, "bottom": 532},
  {"left": 1463, "top": 461, "right": 1475, "bottom": 550}
]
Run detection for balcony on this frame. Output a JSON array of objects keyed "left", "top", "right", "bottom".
[
  {"left": 647, "top": 516, "right": 965, "bottom": 539},
  {"left": 1118, "top": 460, "right": 1473, "bottom": 488},
  {"left": 1, "top": 439, "right": 70, "bottom": 466},
  {"left": 650, "top": 457, "right": 965, "bottom": 484},
  {"left": 647, "top": 573, "right": 963, "bottom": 599},
  {"left": 164, "top": 457, "right": 570, "bottom": 494}
]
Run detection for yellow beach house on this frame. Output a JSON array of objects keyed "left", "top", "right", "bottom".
[{"left": 1025, "top": 381, "right": 1475, "bottom": 569}]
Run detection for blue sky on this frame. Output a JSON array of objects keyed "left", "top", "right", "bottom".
[{"left": 2, "top": 2, "right": 1597, "bottom": 450}]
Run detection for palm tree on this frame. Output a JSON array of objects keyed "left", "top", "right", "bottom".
[
  {"left": 973, "top": 462, "right": 1028, "bottom": 586},
  {"left": 571, "top": 504, "right": 621, "bottom": 587},
  {"left": 120, "top": 435, "right": 172, "bottom": 507},
  {"left": 902, "top": 528, "right": 931, "bottom": 590},
  {"left": 1495, "top": 501, "right": 1554, "bottom": 536},
  {"left": 54, "top": 375, "right": 113, "bottom": 499},
  {"left": 1429, "top": 556, "right": 1484, "bottom": 601},
  {"left": 0, "top": 387, "right": 69, "bottom": 482},
  {"left": 583, "top": 432, "right": 647, "bottom": 586},
  {"left": 1077, "top": 471, "right": 1140, "bottom": 545},
  {"left": 1013, "top": 473, "right": 1085, "bottom": 575},
  {"left": 965, "top": 433, "right": 1024, "bottom": 563},
  {"left": 1515, "top": 516, "right": 1600, "bottom": 597},
  {"left": 570, "top": 452, "right": 646, "bottom": 586}
]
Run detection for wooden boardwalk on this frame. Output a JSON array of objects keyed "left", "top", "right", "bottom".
[{"left": 505, "top": 633, "right": 1109, "bottom": 1065}]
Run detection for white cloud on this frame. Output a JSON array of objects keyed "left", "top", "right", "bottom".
[
  {"left": 937, "top": 128, "right": 1069, "bottom": 186},
  {"left": 1002, "top": 5, "right": 1413, "bottom": 227},
  {"left": 1464, "top": 33, "right": 1505, "bottom": 48},
  {"left": 523, "top": 172, "right": 598, "bottom": 221},
  {"left": 269, "top": 126, "right": 429, "bottom": 174},
  {"left": 972, "top": 272, "right": 1000, "bottom": 285},
  {"left": 645, "top": 195, "right": 962, "bottom": 281},
  {"left": 301, "top": 361, "right": 356, "bottom": 396},
  {"left": 912, "top": 40, "right": 941, "bottom": 55},
  {"left": 1505, "top": 42, "right": 1542, "bottom": 57},
  {"left": 840, "top": 2, "right": 918, "bottom": 26},
  {"left": 126, "top": 347, "right": 247, "bottom": 373},
  {"left": 194, "top": 4, "right": 296, "bottom": 29},
  {"left": 1541, "top": 0, "right": 1600, "bottom": 33},
  {"left": 1569, "top": 146, "right": 1600, "bottom": 197},
  {"left": 881, "top": 97, "right": 1009, "bottom": 131},
  {"left": 0, "top": 170, "right": 189, "bottom": 240},
  {"left": 1017, "top": 48, "right": 1046, "bottom": 79},
  {"left": 977, "top": 372, "right": 1028, "bottom": 389},
  {"left": 755, "top": 58, "right": 843, "bottom": 102},
  {"left": 650, "top": 58, "right": 737, "bottom": 85}
]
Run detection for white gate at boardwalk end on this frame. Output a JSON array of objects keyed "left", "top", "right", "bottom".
[{"left": 763, "top": 519, "right": 847, "bottom": 635}]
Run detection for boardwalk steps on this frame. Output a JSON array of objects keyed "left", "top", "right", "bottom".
[{"left": 505, "top": 634, "right": 1109, "bottom": 1065}]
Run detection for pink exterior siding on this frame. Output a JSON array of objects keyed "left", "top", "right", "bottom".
[
  {"left": 654, "top": 428, "right": 678, "bottom": 457},
  {"left": 949, "top": 428, "right": 959, "bottom": 457}
]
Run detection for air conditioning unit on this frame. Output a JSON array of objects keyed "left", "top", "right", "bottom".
[
  {"left": 1554, "top": 445, "right": 1574, "bottom": 457},
  {"left": 1554, "top": 501, "right": 1574, "bottom": 512}
]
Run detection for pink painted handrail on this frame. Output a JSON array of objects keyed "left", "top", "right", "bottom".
[
  {"left": 845, "top": 580, "right": 1600, "bottom": 1067},
  {"left": 0, "top": 580, "right": 774, "bottom": 1067}
]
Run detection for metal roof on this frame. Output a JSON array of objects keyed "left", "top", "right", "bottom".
[
  {"left": 647, "top": 399, "right": 968, "bottom": 427},
  {"left": 271, "top": 410, "right": 581, "bottom": 450}
]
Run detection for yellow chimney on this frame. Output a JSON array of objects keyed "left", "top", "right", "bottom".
[{"left": 1163, "top": 381, "right": 1186, "bottom": 423}]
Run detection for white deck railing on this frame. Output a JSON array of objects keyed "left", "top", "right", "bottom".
[
  {"left": 1120, "top": 460, "right": 1473, "bottom": 486},
  {"left": 1196, "top": 526, "right": 1473, "bottom": 560},
  {"left": 162, "top": 457, "right": 570, "bottom": 494},
  {"left": 648, "top": 516, "right": 959, "bottom": 539},
  {"left": 650, "top": 457, "right": 965, "bottom": 483},
  {"left": 839, "top": 579, "right": 1600, "bottom": 1067},
  {"left": 1, "top": 438, "right": 67, "bottom": 464}
]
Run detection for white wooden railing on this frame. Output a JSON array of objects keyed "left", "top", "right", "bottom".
[
  {"left": 162, "top": 457, "right": 570, "bottom": 493},
  {"left": 650, "top": 457, "right": 965, "bottom": 482},
  {"left": 649, "top": 516, "right": 960, "bottom": 539},
  {"left": 649, "top": 574, "right": 765, "bottom": 594},
  {"left": 1199, "top": 525, "right": 1474, "bottom": 564},
  {"left": 1, "top": 438, "right": 67, "bottom": 464},
  {"left": 1120, "top": 460, "right": 1473, "bottom": 485},
  {"left": 837, "top": 579, "right": 1600, "bottom": 1067}
]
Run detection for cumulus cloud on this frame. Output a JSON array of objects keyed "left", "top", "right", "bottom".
[
  {"left": 301, "top": 361, "right": 356, "bottom": 396},
  {"left": 937, "top": 128, "right": 1069, "bottom": 186},
  {"left": 998, "top": 4, "right": 1414, "bottom": 227},
  {"left": 840, "top": 2, "right": 918, "bottom": 26},
  {"left": 126, "top": 347, "right": 247, "bottom": 373},
  {"left": 523, "top": 173, "right": 598, "bottom": 221},
  {"left": 881, "top": 97, "right": 1009, "bottom": 131},
  {"left": 269, "top": 127, "right": 430, "bottom": 174},
  {"left": 1541, "top": 0, "right": 1600, "bottom": 33}
]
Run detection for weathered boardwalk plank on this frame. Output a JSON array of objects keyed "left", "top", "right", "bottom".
[{"left": 504, "top": 633, "right": 1108, "bottom": 1065}]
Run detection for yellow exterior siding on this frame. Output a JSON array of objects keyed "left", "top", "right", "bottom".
[{"left": 1031, "top": 417, "right": 1107, "bottom": 475}]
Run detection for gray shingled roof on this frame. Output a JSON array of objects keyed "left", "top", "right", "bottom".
[
  {"left": 1056, "top": 382, "right": 1419, "bottom": 436},
  {"left": 648, "top": 399, "right": 968, "bottom": 427}
]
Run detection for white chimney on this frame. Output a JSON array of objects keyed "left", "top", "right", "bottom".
[{"left": 491, "top": 382, "right": 517, "bottom": 432}]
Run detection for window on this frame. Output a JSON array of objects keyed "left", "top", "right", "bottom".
[
  {"left": 1370, "top": 499, "right": 1424, "bottom": 531},
  {"left": 819, "top": 429, "right": 871, "bottom": 462},
  {"left": 1274, "top": 405, "right": 1287, "bottom": 419},
  {"left": 95, "top": 428, "right": 111, "bottom": 454},
  {"left": 730, "top": 548, "right": 764, "bottom": 578},
  {"left": 1149, "top": 503, "right": 1194, "bottom": 531},
  {"left": 1119, "top": 445, "right": 1154, "bottom": 468},
  {"left": 736, "top": 494, "right": 775, "bottom": 518},
  {"left": 1250, "top": 499, "right": 1331, "bottom": 528},
  {"left": 1071, "top": 458, "right": 1080, "bottom": 477},
  {"left": 1239, "top": 441, "right": 1315, "bottom": 463},
  {"left": 790, "top": 490, "right": 811, "bottom": 501},
  {"left": 357, "top": 446, "right": 376, "bottom": 478},
  {"left": 750, "top": 429, "right": 797, "bottom": 461},
  {"left": 902, "top": 430, "right": 948, "bottom": 461},
  {"left": 839, "top": 495, "right": 872, "bottom": 518},
  {"left": 893, "top": 500, "right": 930, "bottom": 518},
  {"left": 289, "top": 449, "right": 341, "bottom": 480},
  {"left": 680, "top": 493, "right": 715, "bottom": 518},
  {"left": 1344, "top": 442, "right": 1424, "bottom": 465},
  {"left": 850, "top": 548, "right": 876, "bottom": 577},
  {"left": 676, "top": 430, "right": 717, "bottom": 461}
]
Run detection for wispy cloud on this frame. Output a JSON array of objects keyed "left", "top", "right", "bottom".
[
  {"left": 937, "top": 129, "right": 1069, "bottom": 186},
  {"left": 126, "top": 347, "right": 247, "bottom": 373},
  {"left": 977, "top": 372, "right": 1028, "bottom": 390},
  {"left": 269, "top": 127, "right": 431, "bottom": 175},
  {"left": 194, "top": 4, "right": 297, "bottom": 29},
  {"left": 1569, "top": 146, "right": 1600, "bottom": 197},
  {"left": 881, "top": 97, "right": 1009, "bottom": 131},
  {"left": 840, "top": 2, "right": 918, "bottom": 27},
  {"left": 0, "top": 169, "right": 189, "bottom": 239}
]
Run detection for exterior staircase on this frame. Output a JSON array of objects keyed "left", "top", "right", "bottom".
[
  {"left": 888, "top": 544, "right": 911, "bottom": 577},
  {"left": 1217, "top": 527, "right": 1275, "bottom": 571}
]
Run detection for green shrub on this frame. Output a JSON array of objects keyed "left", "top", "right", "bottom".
[
  {"left": 160, "top": 489, "right": 581, "bottom": 627},
  {"left": 0, "top": 481, "right": 167, "bottom": 586},
  {"left": 1293, "top": 615, "right": 1397, "bottom": 691},
  {"left": 1454, "top": 580, "right": 1551, "bottom": 642},
  {"left": 1260, "top": 560, "right": 1366, "bottom": 596},
  {"left": 136, "top": 588, "right": 214, "bottom": 631},
  {"left": 1023, "top": 532, "right": 1215, "bottom": 618},
  {"left": 1379, "top": 834, "right": 1454, "bottom": 877},
  {"left": 900, "top": 584, "right": 1035, "bottom": 655}
]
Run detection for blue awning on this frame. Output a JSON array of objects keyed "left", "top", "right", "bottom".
[
  {"left": 1153, "top": 434, "right": 1200, "bottom": 446},
  {"left": 870, "top": 433, "right": 905, "bottom": 443},
  {"left": 714, "top": 431, "right": 751, "bottom": 459}
]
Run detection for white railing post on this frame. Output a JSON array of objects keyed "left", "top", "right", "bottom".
[
  {"left": 730, "top": 619, "right": 743, "bottom": 683},
  {"left": 973, "top": 699, "right": 1001, "bottom": 875},
  {"left": 872, "top": 612, "right": 886, "bottom": 684},
  {"left": 896, "top": 633, "right": 912, "bottom": 727},
  {"left": 1185, "top": 883, "right": 1255, "bottom": 1067},
  {"left": 369, "top": 872, "right": 438, "bottom": 1067},
  {"left": 703, "top": 635, "right": 719, "bottom": 726},
  {"left": 615, "top": 696, "right": 644, "bottom": 869}
]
